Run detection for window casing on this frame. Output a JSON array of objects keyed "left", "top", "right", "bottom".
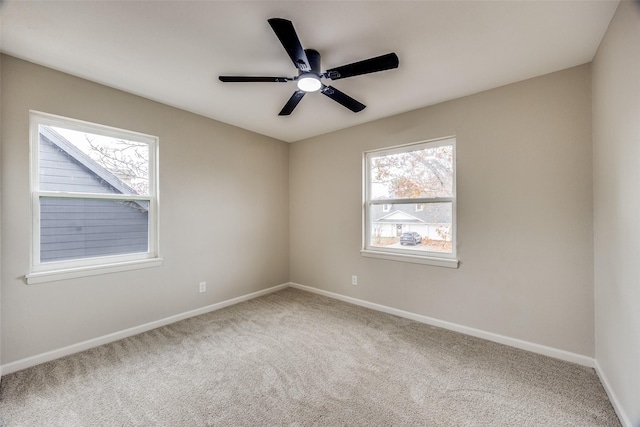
[
  {"left": 362, "top": 137, "right": 458, "bottom": 268},
  {"left": 27, "top": 111, "right": 161, "bottom": 283}
]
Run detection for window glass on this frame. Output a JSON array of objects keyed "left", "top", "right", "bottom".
[
  {"left": 370, "top": 144, "right": 453, "bottom": 200},
  {"left": 39, "top": 125, "right": 149, "bottom": 195},
  {"left": 40, "top": 197, "right": 150, "bottom": 262},
  {"left": 368, "top": 202, "right": 452, "bottom": 254}
]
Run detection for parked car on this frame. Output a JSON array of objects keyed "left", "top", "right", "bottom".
[{"left": 400, "top": 232, "right": 422, "bottom": 245}]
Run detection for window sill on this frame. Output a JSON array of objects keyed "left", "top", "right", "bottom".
[
  {"left": 360, "top": 249, "right": 459, "bottom": 268},
  {"left": 26, "top": 258, "right": 163, "bottom": 284}
]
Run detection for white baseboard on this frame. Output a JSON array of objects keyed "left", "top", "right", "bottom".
[
  {"left": 1, "top": 283, "right": 289, "bottom": 375},
  {"left": 594, "top": 359, "right": 633, "bottom": 427},
  {"left": 289, "top": 282, "right": 595, "bottom": 368}
]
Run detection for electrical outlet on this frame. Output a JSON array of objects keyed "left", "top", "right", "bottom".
[
  {"left": 352, "top": 275, "right": 358, "bottom": 286},
  {"left": 199, "top": 281, "right": 206, "bottom": 293}
]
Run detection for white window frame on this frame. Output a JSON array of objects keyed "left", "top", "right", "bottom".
[
  {"left": 26, "top": 111, "right": 162, "bottom": 284},
  {"left": 361, "top": 136, "right": 458, "bottom": 268}
]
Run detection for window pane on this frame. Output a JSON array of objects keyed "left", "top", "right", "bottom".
[
  {"left": 40, "top": 197, "right": 149, "bottom": 262},
  {"left": 370, "top": 144, "right": 453, "bottom": 200},
  {"left": 39, "top": 125, "right": 149, "bottom": 195},
  {"left": 369, "top": 202, "right": 452, "bottom": 254}
]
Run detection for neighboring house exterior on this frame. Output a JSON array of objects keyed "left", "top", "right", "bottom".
[
  {"left": 371, "top": 203, "right": 451, "bottom": 241},
  {"left": 39, "top": 126, "right": 149, "bottom": 262}
]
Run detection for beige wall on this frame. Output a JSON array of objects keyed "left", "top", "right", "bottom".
[
  {"left": 592, "top": 1, "right": 640, "bottom": 425},
  {"left": 290, "top": 64, "right": 594, "bottom": 356},
  {"left": 0, "top": 55, "right": 290, "bottom": 364}
]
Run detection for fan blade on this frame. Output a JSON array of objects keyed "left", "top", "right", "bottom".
[
  {"left": 268, "top": 18, "right": 311, "bottom": 72},
  {"left": 324, "top": 53, "right": 399, "bottom": 80},
  {"left": 219, "top": 76, "right": 290, "bottom": 83},
  {"left": 321, "top": 85, "right": 366, "bottom": 113},
  {"left": 279, "top": 90, "right": 306, "bottom": 116}
]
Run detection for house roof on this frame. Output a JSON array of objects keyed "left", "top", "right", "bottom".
[
  {"left": 375, "top": 210, "right": 425, "bottom": 224},
  {"left": 372, "top": 203, "right": 451, "bottom": 224}
]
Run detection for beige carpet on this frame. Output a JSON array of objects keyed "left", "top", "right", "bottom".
[{"left": 0, "top": 288, "right": 620, "bottom": 426}]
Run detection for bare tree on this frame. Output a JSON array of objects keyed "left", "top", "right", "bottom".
[{"left": 84, "top": 135, "right": 149, "bottom": 195}]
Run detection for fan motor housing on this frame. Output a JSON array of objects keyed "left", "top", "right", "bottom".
[{"left": 304, "top": 49, "right": 321, "bottom": 74}]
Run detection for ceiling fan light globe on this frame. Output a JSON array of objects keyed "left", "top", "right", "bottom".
[{"left": 297, "top": 75, "right": 322, "bottom": 92}]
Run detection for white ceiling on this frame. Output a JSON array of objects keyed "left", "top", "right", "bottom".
[{"left": 0, "top": 1, "right": 618, "bottom": 142}]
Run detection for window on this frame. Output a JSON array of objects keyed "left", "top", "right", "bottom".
[
  {"left": 362, "top": 137, "right": 458, "bottom": 268},
  {"left": 27, "top": 111, "right": 161, "bottom": 283}
]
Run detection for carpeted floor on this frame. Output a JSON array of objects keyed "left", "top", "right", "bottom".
[{"left": 0, "top": 288, "right": 620, "bottom": 426}]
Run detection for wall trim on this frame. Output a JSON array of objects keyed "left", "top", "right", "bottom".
[
  {"left": 594, "top": 359, "right": 633, "bottom": 427},
  {"left": 1, "top": 283, "right": 289, "bottom": 375},
  {"left": 289, "top": 282, "right": 595, "bottom": 368}
]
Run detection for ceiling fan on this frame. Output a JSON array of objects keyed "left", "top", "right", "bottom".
[{"left": 219, "top": 18, "right": 399, "bottom": 116}]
